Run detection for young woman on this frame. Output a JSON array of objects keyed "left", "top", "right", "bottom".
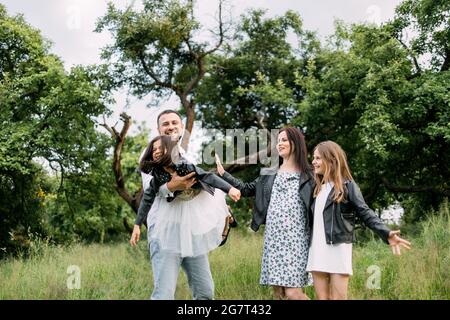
[
  {"left": 305, "top": 140, "right": 411, "bottom": 299},
  {"left": 217, "top": 127, "right": 314, "bottom": 300},
  {"left": 130, "top": 135, "right": 240, "bottom": 257}
]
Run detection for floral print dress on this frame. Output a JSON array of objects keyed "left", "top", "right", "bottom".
[{"left": 260, "top": 172, "right": 312, "bottom": 287}]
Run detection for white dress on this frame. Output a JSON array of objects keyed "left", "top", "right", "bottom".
[
  {"left": 306, "top": 182, "right": 353, "bottom": 275},
  {"left": 150, "top": 188, "right": 229, "bottom": 257}
]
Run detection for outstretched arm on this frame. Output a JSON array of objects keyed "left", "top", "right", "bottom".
[
  {"left": 347, "top": 181, "right": 391, "bottom": 243},
  {"left": 348, "top": 181, "right": 412, "bottom": 254},
  {"left": 194, "top": 166, "right": 241, "bottom": 202},
  {"left": 216, "top": 158, "right": 257, "bottom": 197}
]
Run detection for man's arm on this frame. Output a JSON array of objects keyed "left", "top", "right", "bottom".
[
  {"left": 166, "top": 172, "right": 197, "bottom": 192},
  {"left": 135, "top": 178, "right": 160, "bottom": 226}
]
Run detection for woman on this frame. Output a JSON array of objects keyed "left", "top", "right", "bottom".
[
  {"left": 217, "top": 127, "right": 314, "bottom": 300},
  {"left": 305, "top": 140, "right": 411, "bottom": 299}
]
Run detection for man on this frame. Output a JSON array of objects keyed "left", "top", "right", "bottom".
[{"left": 130, "top": 109, "right": 215, "bottom": 300}]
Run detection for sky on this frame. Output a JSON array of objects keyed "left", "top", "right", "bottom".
[{"left": 1, "top": 0, "right": 403, "bottom": 139}]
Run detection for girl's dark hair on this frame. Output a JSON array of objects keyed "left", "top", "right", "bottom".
[
  {"left": 278, "top": 127, "right": 311, "bottom": 174},
  {"left": 140, "top": 135, "right": 180, "bottom": 174}
]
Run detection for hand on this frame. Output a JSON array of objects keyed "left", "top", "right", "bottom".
[
  {"left": 130, "top": 225, "right": 141, "bottom": 247},
  {"left": 228, "top": 187, "right": 241, "bottom": 202},
  {"left": 387, "top": 230, "right": 411, "bottom": 255},
  {"left": 216, "top": 154, "right": 225, "bottom": 176},
  {"left": 167, "top": 172, "right": 196, "bottom": 192}
]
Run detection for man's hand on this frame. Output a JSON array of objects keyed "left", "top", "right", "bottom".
[
  {"left": 130, "top": 225, "right": 141, "bottom": 247},
  {"left": 228, "top": 187, "right": 241, "bottom": 202},
  {"left": 167, "top": 172, "right": 197, "bottom": 192}
]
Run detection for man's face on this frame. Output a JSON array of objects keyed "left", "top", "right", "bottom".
[{"left": 158, "top": 112, "right": 184, "bottom": 139}]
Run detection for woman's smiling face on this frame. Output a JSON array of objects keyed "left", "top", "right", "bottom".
[{"left": 277, "top": 131, "right": 292, "bottom": 159}]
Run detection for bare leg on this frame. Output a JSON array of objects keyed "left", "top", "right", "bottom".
[
  {"left": 272, "top": 285, "right": 285, "bottom": 300},
  {"left": 312, "top": 271, "right": 330, "bottom": 300},
  {"left": 329, "top": 273, "right": 350, "bottom": 300},
  {"left": 284, "top": 287, "right": 310, "bottom": 300}
]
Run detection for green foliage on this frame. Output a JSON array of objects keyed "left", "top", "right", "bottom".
[
  {"left": 294, "top": 18, "right": 449, "bottom": 214},
  {"left": 43, "top": 128, "right": 151, "bottom": 244},
  {"left": 0, "top": 4, "right": 118, "bottom": 255},
  {"left": 1, "top": 0, "right": 449, "bottom": 256},
  {"left": 95, "top": 0, "right": 205, "bottom": 100},
  {"left": 392, "top": 0, "right": 450, "bottom": 71},
  {"left": 0, "top": 164, "right": 50, "bottom": 258},
  {"left": 197, "top": 1, "right": 449, "bottom": 220},
  {"left": 197, "top": 9, "right": 313, "bottom": 129}
]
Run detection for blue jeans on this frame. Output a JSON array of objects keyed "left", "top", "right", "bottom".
[{"left": 148, "top": 229, "right": 214, "bottom": 300}]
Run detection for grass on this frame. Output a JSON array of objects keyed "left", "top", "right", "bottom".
[{"left": 1, "top": 204, "right": 449, "bottom": 300}]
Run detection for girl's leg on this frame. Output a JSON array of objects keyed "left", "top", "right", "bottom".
[
  {"left": 329, "top": 273, "right": 350, "bottom": 300},
  {"left": 311, "top": 271, "right": 330, "bottom": 300},
  {"left": 284, "top": 287, "right": 310, "bottom": 300},
  {"left": 272, "top": 285, "right": 285, "bottom": 300}
]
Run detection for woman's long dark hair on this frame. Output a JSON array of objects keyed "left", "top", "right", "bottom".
[
  {"left": 278, "top": 127, "right": 311, "bottom": 174},
  {"left": 140, "top": 135, "right": 180, "bottom": 174}
]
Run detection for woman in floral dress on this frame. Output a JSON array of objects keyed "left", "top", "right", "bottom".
[{"left": 217, "top": 127, "right": 314, "bottom": 300}]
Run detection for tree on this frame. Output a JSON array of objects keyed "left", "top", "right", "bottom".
[
  {"left": 0, "top": 4, "right": 115, "bottom": 255},
  {"left": 196, "top": 0, "right": 449, "bottom": 223},
  {"left": 294, "top": 1, "right": 449, "bottom": 220},
  {"left": 196, "top": 9, "right": 318, "bottom": 130},
  {"left": 95, "top": 0, "right": 226, "bottom": 150},
  {"left": 391, "top": 0, "right": 450, "bottom": 72}
]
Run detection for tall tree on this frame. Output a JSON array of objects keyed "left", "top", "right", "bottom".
[
  {"left": 0, "top": 4, "right": 114, "bottom": 254},
  {"left": 197, "top": 9, "right": 317, "bottom": 130},
  {"left": 95, "top": 0, "right": 226, "bottom": 150},
  {"left": 294, "top": 0, "right": 449, "bottom": 220}
]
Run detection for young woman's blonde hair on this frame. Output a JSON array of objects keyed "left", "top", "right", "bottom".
[{"left": 313, "top": 141, "right": 353, "bottom": 203}]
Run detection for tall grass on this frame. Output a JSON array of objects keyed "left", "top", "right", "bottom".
[{"left": 1, "top": 204, "right": 448, "bottom": 300}]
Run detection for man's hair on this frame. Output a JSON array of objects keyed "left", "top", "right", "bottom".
[{"left": 157, "top": 109, "right": 182, "bottom": 126}]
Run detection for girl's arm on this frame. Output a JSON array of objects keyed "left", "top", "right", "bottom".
[
  {"left": 347, "top": 180, "right": 391, "bottom": 243},
  {"left": 220, "top": 171, "right": 258, "bottom": 197},
  {"left": 216, "top": 157, "right": 257, "bottom": 197},
  {"left": 348, "top": 181, "right": 411, "bottom": 254},
  {"left": 194, "top": 166, "right": 240, "bottom": 201}
]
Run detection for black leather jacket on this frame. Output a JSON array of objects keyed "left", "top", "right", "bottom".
[
  {"left": 135, "top": 161, "right": 233, "bottom": 226},
  {"left": 221, "top": 169, "right": 315, "bottom": 232},
  {"left": 312, "top": 180, "right": 391, "bottom": 245}
]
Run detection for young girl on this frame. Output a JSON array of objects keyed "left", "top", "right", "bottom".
[
  {"left": 131, "top": 135, "right": 240, "bottom": 257},
  {"left": 305, "top": 140, "right": 411, "bottom": 299}
]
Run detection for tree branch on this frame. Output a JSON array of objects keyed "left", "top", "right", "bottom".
[
  {"left": 138, "top": 53, "right": 182, "bottom": 95},
  {"left": 101, "top": 113, "right": 143, "bottom": 217},
  {"left": 397, "top": 38, "right": 422, "bottom": 75},
  {"left": 440, "top": 47, "right": 450, "bottom": 72},
  {"left": 202, "top": 0, "right": 225, "bottom": 57}
]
